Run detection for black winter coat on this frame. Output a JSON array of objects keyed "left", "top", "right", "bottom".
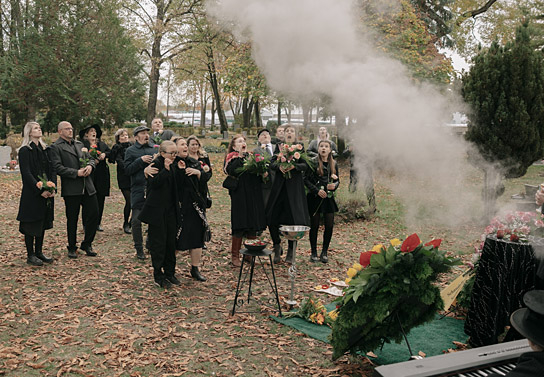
[
  {"left": 124, "top": 142, "right": 157, "bottom": 210},
  {"left": 265, "top": 153, "right": 310, "bottom": 226},
  {"left": 304, "top": 159, "right": 339, "bottom": 215},
  {"left": 50, "top": 137, "right": 96, "bottom": 196},
  {"left": 82, "top": 140, "right": 111, "bottom": 196},
  {"left": 109, "top": 142, "right": 132, "bottom": 190},
  {"left": 16, "top": 143, "right": 56, "bottom": 224},
  {"left": 226, "top": 155, "right": 267, "bottom": 233},
  {"left": 138, "top": 156, "right": 178, "bottom": 226}
]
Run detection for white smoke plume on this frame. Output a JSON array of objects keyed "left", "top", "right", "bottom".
[{"left": 208, "top": 0, "right": 487, "bottom": 227}]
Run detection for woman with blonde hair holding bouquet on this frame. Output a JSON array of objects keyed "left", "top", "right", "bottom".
[{"left": 17, "top": 121, "right": 56, "bottom": 266}]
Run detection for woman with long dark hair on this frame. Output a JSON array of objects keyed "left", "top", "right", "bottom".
[
  {"left": 109, "top": 128, "right": 133, "bottom": 234},
  {"left": 266, "top": 125, "right": 310, "bottom": 264},
  {"left": 224, "top": 134, "right": 267, "bottom": 267},
  {"left": 174, "top": 137, "right": 208, "bottom": 281},
  {"left": 79, "top": 124, "right": 111, "bottom": 232},
  {"left": 17, "top": 121, "right": 56, "bottom": 266},
  {"left": 304, "top": 140, "right": 339, "bottom": 263}
]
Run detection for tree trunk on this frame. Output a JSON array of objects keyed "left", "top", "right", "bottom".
[
  {"left": 211, "top": 98, "right": 215, "bottom": 129},
  {"left": 207, "top": 53, "right": 227, "bottom": 132},
  {"left": 277, "top": 100, "right": 281, "bottom": 125},
  {"left": 254, "top": 99, "right": 262, "bottom": 128},
  {"left": 241, "top": 97, "right": 254, "bottom": 129},
  {"left": 302, "top": 103, "right": 310, "bottom": 129},
  {"left": 146, "top": 35, "right": 163, "bottom": 126}
]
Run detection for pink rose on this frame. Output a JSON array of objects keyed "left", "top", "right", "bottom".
[
  {"left": 283, "top": 144, "right": 289, "bottom": 150},
  {"left": 277, "top": 153, "right": 283, "bottom": 158},
  {"left": 288, "top": 146, "right": 295, "bottom": 152},
  {"left": 46, "top": 181, "right": 56, "bottom": 188},
  {"left": 281, "top": 157, "right": 286, "bottom": 163},
  {"left": 81, "top": 147, "right": 88, "bottom": 153},
  {"left": 296, "top": 144, "right": 303, "bottom": 150},
  {"left": 293, "top": 152, "right": 301, "bottom": 159},
  {"left": 36, "top": 181, "right": 43, "bottom": 189}
]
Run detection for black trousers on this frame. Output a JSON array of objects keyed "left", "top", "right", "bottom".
[
  {"left": 64, "top": 194, "right": 99, "bottom": 251},
  {"left": 147, "top": 207, "right": 177, "bottom": 282}
]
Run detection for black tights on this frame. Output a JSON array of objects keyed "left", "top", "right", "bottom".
[
  {"left": 121, "top": 188, "right": 131, "bottom": 224},
  {"left": 309, "top": 212, "right": 334, "bottom": 253},
  {"left": 24, "top": 232, "right": 45, "bottom": 256}
]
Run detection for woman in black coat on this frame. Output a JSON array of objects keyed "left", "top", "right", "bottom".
[
  {"left": 174, "top": 137, "right": 208, "bottom": 281},
  {"left": 80, "top": 124, "right": 111, "bottom": 232},
  {"left": 16, "top": 122, "right": 56, "bottom": 266},
  {"left": 223, "top": 135, "right": 267, "bottom": 267},
  {"left": 109, "top": 128, "right": 133, "bottom": 234},
  {"left": 266, "top": 125, "right": 310, "bottom": 265},
  {"left": 139, "top": 141, "right": 179, "bottom": 288},
  {"left": 304, "top": 140, "right": 339, "bottom": 263}
]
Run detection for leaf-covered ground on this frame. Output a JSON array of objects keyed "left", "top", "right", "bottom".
[{"left": 0, "top": 154, "right": 542, "bottom": 376}]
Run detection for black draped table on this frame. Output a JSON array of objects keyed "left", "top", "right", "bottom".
[{"left": 465, "top": 235, "right": 544, "bottom": 347}]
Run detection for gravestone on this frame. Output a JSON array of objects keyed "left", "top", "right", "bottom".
[
  {"left": 223, "top": 131, "right": 229, "bottom": 139},
  {"left": 0, "top": 146, "right": 12, "bottom": 168}
]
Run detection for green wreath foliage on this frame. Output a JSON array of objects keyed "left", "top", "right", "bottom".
[{"left": 330, "top": 235, "right": 459, "bottom": 360}]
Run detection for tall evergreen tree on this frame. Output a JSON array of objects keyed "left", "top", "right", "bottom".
[{"left": 463, "top": 22, "right": 544, "bottom": 218}]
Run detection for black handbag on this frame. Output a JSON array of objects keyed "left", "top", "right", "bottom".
[
  {"left": 206, "top": 191, "right": 212, "bottom": 209},
  {"left": 222, "top": 175, "right": 238, "bottom": 190},
  {"left": 204, "top": 225, "right": 212, "bottom": 243}
]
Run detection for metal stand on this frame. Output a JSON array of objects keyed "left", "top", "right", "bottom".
[
  {"left": 231, "top": 248, "right": 282, "bottom": 316},
  {"left": 278, "top": 226, "right": 310, "bottom": 309},
  {"left": 285, "top": 240, "right": 298, "bottom": 306}
]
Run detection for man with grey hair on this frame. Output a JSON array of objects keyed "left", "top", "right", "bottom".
[{"left": 50, "top": 121, "right": 99, "bottom": 258}]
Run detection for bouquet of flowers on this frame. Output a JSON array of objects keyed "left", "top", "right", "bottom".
[
  {"left": 234, "top": 152, "right": 270, "bottom": 182},
  {"left": 482, "top": 210, "right": 544, "bottom": 243},
  {"left": 151, "top": 133, "right": 163, "bottom": 147},
  {"left": 89, "top": 144, "right": 101, "bottom": 160},
  {"left": 276, "top": 143, "right": 311, "bottom": 179},
  {"left": 284, "top": 296, "right": 338, "bottom": 327},
  {"left": 36, "top": 174, "right": 56, "bottom": 193},
  {"left": 330, "top": 234, "right": 458, "bottom": 359}
]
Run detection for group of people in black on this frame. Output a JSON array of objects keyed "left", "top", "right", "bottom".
[
  {"left": 224, "top": 124, "right": 340, "bottom": 267},
  {"left": 16, "top": 119, "right": 339, "bottom": 287}
]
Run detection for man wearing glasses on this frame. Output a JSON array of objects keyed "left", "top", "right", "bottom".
[
  {"left": 50, "top": 121, "right": 99, "bottom": 258},
  {"left": 124, "top": 125, "right": 157, "bottom": 260}
]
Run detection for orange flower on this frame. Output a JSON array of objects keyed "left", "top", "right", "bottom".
[
  {"left": 401, "top": 233, "right": 421, "bottom": 253},
  {"left": 46, "top": 181, "right": 56, "bottom": 188}
]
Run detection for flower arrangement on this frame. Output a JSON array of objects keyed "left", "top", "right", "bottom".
[
  {"left": 234, "top": 152, "right": 270, "bottom": 182},
  {"left": 330, "top": 234, "right": 458, "bottom": 360},
  {"left": 482, "top": 210, "right": 544, "bottom": 243},
  {"left": 89, "top": 144, "right": 101, "bottom": 160},
  {"left": 36, "top": 174, "right": 56, "bottom": 193},
  {"left": 284, "top": 296, "right": 338, "bottom": 327},
  {"left": 276, "top": 143, "right": 311, "bottom": 179}
]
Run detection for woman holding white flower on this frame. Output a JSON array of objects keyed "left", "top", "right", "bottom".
[
  {"left": 304, "top": 140, "right": 339, "bottom": 263},
  {"left": 17, "top": 121, "right": 56, "bottom": 266}
]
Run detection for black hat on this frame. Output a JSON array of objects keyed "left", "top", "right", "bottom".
[
  {"left": 79, "top": 124, "right": 102, "bottom": 140},
  {"left": 510, "top": 290, "right": 544, "bottom": 348},
  {"left": 133, "top": 125, "right": 150, "bottom": 136},
  {"left": 257, "top": 128, "right": 271, "bottom": 138}
]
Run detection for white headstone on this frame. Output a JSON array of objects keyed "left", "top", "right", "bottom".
[{"left": 0, "top": 146, "right": 12, "bottom": 168}]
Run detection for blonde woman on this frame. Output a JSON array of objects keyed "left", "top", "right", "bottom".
[{"left": 16, "top": 122, "right": 56, "bottom": 265}]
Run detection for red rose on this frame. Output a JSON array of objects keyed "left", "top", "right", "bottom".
[
  {"left": 510, "top": 233, "right": 519, "bottom": 242},
  {"left": 359, "top": 251, "right": 378, "bottom": 268},
  {"left": 497, "top": 230, "right": 505, "bottom": 239},
  {"left": 401, "top": 233, "right": 421, "bottom": 253},
  {"left": 424, "top": 239, "right": 442, "bottom": 249}
]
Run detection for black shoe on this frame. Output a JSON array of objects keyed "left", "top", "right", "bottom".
[
  {"left": 320, "top": 251, "right": 328, "bottom": 263},
  {"left": 190, "top": 266, "right": 206, "bottom": 282},
  {"left": 81, "top": 245, "right": 97, "bottom": 257},
  {"left": 136, "top": 250, "right": 146, "bottom": 260},
  {"left": 165, "top": 275, "right": 181, "bottom": 286},
  {"left": 97, "top": 225, "right": 104, "bottom": 232},
  {"left": 154, "top": 279, "right": 172, "bottom": 289},
  {"left": 123, "top": 223, "right": 132, "bottom": 234},
  {"left": 67, "top": 249, "right": 78, "bottom": 259},
  {"left": 310, "top": 251, "right": 319, "bottom": 262},
  {"left": 36, "top": 253, "right": 53, "bottom": 263},
  {"left": 27, "top": 255, "right": 43, "bottom": 266}
]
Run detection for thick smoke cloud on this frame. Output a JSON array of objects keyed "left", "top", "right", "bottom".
[{"left": 208, "top": 0, "right": 487, "bottom": 227}]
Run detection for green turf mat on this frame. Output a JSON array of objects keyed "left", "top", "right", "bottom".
[{"left": 271, "top": 306, "right": 468, "bottom": 365}]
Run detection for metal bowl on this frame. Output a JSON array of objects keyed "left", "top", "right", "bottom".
[{"left": 279, "top": 225, "right": 310, "bottom": 241}]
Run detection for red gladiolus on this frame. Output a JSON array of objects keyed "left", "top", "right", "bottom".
[
  {"left": 424, "top": 239, "right": 442, "bottom": 249},
  {"left": 401, "top": 233, "right": 421, "bottom": 253},
  {"left": 359, "top": 251, "right": 378, "bottom": 268}
]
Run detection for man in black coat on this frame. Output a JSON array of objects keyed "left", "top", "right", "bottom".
[
  {"left": 49, "top": 121, "right": 98, "bottom": 258},
  {"left": 487, "top": 290, "right": 544, "bottom": 377},
  {"left": 124, "top": 125, "right": 157, "bottom": 259}
]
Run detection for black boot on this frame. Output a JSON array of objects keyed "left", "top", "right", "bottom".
[
  {"left": 35, "top": 236, "right": 53, "bottom": 263},
  {"left": 136, "top": 247, "right": 146, "bottom": 260},
  {"left": 285, "top": 241, "right": 294, "bottom": 265},
  {"left": 272, "top": 244, "right": 282, "bottom": 264},
  {"left": 25, "top": 236, "right": 43, "bottom": 266},
  {"left": 123, "top": 222, "right": 132, "bottom": 234},
  {"left": 320, "top": 249, "right": 328, "bottom": 263},
  {"left": 310, "top": 249, "right": 319, "bottom": 262},
  {"left": 190, "top": 266, "right": 206, "bottom": 282}
]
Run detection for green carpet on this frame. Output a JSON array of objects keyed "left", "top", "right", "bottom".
[{"left": 271, "top": 305, "right": 468, "bottom": 365}]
